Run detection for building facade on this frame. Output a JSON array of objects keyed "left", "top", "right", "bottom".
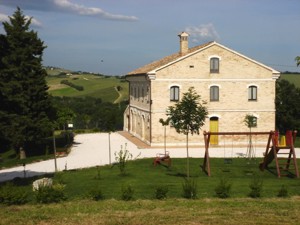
[{"left": 124, "top": 32, "right": 280, "bottom": 147}]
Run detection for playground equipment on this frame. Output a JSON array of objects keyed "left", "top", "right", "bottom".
[
  {"left": 202, "top": 131, "right": 299, "bottom": 178},
  {"left": 259, "top": 130, "right": 299, "bottom": 178},
  {"left": 153, "top": 151, "right": 171, "bottom": 167}
]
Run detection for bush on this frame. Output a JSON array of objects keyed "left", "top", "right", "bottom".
[
  {"left": 35, "top": 184, "right": 66, "bottom": 204},
  {"left": 182, "top": 178, "right": 197, "bottom": 199},
  {"left": 249, "top": 176, "right": 263, "bottom": 198},
  {"left": 215, "top": 178, "right": 232, "bottom": 198},
  {"left": 0, "top": 183, "right": 28, "bottom": 205},
  {"left": 88, "top": 187, "right": 104, "bottom": 201},
  {"left": 60, "top": 79, "right": 84, "bottom": 91},
  {"left": 154, "top": 185, "right": 169, "bottom": 200},
  {"left": 114, "top": 144, "right": 132, "bottom": 175},
  {"left": 277, "top": 185, "right": 288, "bottom": 198},
  {"left": 121, "top": 185, "right": 134, "bottom": 201}
]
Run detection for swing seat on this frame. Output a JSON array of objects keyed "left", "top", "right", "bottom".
[{"left": 224, "top": 158, "right": 233, "bottom": 164}]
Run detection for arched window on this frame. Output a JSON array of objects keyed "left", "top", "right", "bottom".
[
  {"left": 210, "top": 86, "right": 219, "bottom": 101},
  {"left": 170, "top": 86, "right": 180, "bottom": 101},
  {"left": 248, "top": 86, "right": 257, "bottom": 101},
  {"left": 210, "top": 57, "right": 219, "bottom": 73}
]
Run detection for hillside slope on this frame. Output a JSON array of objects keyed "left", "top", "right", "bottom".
[{"left": 46, "top": 68, "right": 128, "bottom": 103}]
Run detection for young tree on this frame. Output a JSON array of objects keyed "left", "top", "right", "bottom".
[
  {"left": 244, "top": 114, "right": 256, "bottom": 160},
  {"left": 159, "top": 118, "right": 170, "bottom": 155},
  {"left": 295, "top": 56, "right": 300, "bottom": 67},
  {"left": 0, "top": 8, "right": 55, "bottom": 155},
  {"left": 167, "top": 87, "right": 208, "bottom": 177}
]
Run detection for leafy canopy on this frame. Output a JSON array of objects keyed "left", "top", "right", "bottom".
[
  {"left": 167, "top": 87, "right": 208, "bottom": 135},
  {"left": 295, "top": 56, "right": 300, "bottom": 67}
]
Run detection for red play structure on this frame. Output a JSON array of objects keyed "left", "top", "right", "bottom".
[
  {"left": 153, "top": 151, "right": 171, "bottom": 167},
  {"left": 202, "top": 130, "right": 299, "bottom": 178}
]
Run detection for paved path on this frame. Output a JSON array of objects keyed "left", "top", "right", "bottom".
[{"left": 0, "top": 132, "right": 298, "bottom": 182}]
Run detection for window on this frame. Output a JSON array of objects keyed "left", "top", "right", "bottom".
[
  {"left": 170, "top": 86, "right": 179, "bottom": 101},
  {"left": 248, "top": 86, "right": 257, "bottom": 101},
  {"left": 141, "top": 87, "right": 144, "bottom": 102},
  {"left": 130, "top": 87, "right": 133, "bottom": 99},
  {"left": 210, "top": 86, "right": 219, "bottom": 101},
  {"left": 210, "top": 57, "right": 219, "bottom": 73},
  {"left": 134, "top": 87, "right": 137, "bottom": 99}
]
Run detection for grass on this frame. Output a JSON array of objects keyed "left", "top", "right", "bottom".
[
  {"left": 46, "top": 74, "right": 128, "bottom": 103},
  {"left": 1, "top": 198, "right": 300, "bottom": 225},
  {"left": 1, "top": 158, "right": 300, "bottom": 224},
  {"left": 280, "top": 73, "right": 300, "bottom": 88},
  {"left": 3, "top": 158, "right": 300, "bottom": 199},
  {"left": 0, "top": 149, "right": 54, "bottom": 169}
]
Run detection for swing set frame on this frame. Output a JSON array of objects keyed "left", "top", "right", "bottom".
[{"left": 202, "top": 131, "right": 271, "bottom": 176}]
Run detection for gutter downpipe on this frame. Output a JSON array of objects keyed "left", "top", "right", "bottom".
[{"left": 147, "top": 72, "right": 156, "bottom": 145}]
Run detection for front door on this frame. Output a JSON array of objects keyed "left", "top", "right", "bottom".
[{"left": 210, "top": 117, "right": 219, "bottom": 145}]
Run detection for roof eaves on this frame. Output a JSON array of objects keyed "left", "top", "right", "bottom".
[
  {"left": 213, "top": 42, "right": 280, "bottom": 74},
  {"left": 148, "top": 41, "right": 215, "bottom": 74}
]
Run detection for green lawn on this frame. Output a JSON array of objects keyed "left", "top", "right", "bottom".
[
  {"left": 1, "top": 158, "right": 300, "bottom": 224},
  {"left": 1, "top": 198, "right": 300, "bottom": 225},
  {"left": 4, "top": 158, "right": 300, "bottom": 200}
]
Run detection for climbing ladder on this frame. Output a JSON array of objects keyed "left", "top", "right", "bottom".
[{"left": 259, "top": 130, "right": 299, "bottom": 178}]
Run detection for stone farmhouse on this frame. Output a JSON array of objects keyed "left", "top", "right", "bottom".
[{"left": 123, "top": 32, "right": 280, "bottom": 147}]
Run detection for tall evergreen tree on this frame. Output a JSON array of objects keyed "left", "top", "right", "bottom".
[{"left": 0, "top": 8, "right": 54, "bottom": 155}]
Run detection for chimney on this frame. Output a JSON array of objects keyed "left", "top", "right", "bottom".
[{"left": 178, "top": 32, "right": 189, "bottom": 55}]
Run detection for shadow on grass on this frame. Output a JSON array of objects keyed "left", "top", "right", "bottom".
[{"left": 266, "top": 166, "right": 297, "bottom": 179}]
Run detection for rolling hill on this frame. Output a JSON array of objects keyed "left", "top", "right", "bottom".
[
  {"left": 46, "top": 68, "right": 128, "bottom": 103},
  {"left": 280, "top": 73, "right": 300, "bottom": 88}
]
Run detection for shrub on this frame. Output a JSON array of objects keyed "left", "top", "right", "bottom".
[
  {"left": 249, "top": 176, "right": 263, "bottom": 198},
  {"left": 215, "top": 178, "right": 232, "bottom": 198},
  {"left": 154, "top": 185, "right": 169, "bottom": 200},
  {"left": 277, "top": 185, "right": 288, "bottom": 198},
  {"left": 182, "top": 178, "right": 197, "bottom": 199},
  {"left": 0, "top": 183, "right": 28, "bottom": 205},
  {"left": 60, "top": 79, "right": 84, "bottom": 91},
  {"left": 114, "top": 144, "right": 132, "bottom": 175},
  {"left": 88, "top": 187, "right": 104, "bottom": 201},
  {"left": 121, "top": 185, "right": 134, "bottom": 201},
  {"left": 35, "top": 184, "right": 66, "bottom": 204}
]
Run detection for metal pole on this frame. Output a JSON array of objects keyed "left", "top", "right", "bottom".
[
  {"left": 53, "top": 130, "right": 58, "bottom": 172},
  {"left": 164, "top": 125, "right": 166, "bottom": 155},
  {"left": 109, "top": 132, "right": 111, "bottom": 165}
]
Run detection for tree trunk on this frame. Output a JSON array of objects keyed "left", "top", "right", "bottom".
[{"left": 186, "top": 132, "right": 190, "bottom": 178}]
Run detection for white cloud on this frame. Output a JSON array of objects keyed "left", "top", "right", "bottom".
[
  {"left": 1, "top": 0, "right": 138, "bottom": 22},
  {"left": 185, "top": 24, "right": 220, "bottom": 43},
  {"left": 24, "top": 16, "right": 43, "bottom": 27},
  {"left": 53, "top": 0, "right": 138, "bottom": 21},
  {"left": 0, "top": 13, "right": 9, "bottom": 22}
]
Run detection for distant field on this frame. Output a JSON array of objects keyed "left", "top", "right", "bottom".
[
  {"left": 280, "top": 73, "right": 300, "bottom": 88},
  {"left": 46, "top": 69, "right": 128, "bottom": 103}
]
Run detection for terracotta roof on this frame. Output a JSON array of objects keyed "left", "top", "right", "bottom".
[{"left": 127, "top": 41, "right": 214, "bottom": 75}]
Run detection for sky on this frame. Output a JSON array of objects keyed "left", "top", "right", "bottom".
[{"left": 0, "top": 0, "right": 300, "bottom": 75}]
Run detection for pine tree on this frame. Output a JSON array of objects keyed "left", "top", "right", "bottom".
[{"left": 0, "top": 8, "right": 55, "bottom": 155}]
